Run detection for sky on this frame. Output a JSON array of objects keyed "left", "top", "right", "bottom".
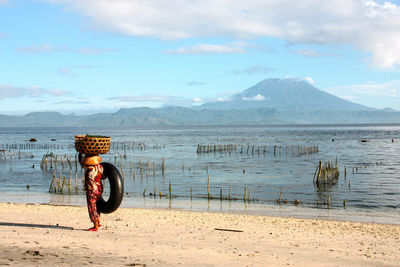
[{"left": 0, "top": 0, "right": 400, "bottom": 115}]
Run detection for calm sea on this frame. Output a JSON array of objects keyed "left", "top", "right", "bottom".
[{"left": 0, "top": 125, "right": 399, "bottom": 224}]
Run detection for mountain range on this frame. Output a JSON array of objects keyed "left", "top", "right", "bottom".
[{"left": 0, "top": 78, "right": 399, "bottom": 127}]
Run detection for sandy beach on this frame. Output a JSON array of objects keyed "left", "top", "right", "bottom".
[{"left": 0, "top": 202, "right": 399, "bottom": 266}]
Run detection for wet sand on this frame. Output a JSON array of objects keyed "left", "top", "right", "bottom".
[{"left": 0, "top": 202, "right": 399, "bottom": 266}]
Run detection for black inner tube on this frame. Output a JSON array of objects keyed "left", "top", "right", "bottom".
[{"left": 97, "top": 162, "right": 124, "bottom": 214}]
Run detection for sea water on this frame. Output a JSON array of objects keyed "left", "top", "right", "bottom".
[{"left": 0, "top": 125, "right": 399, "bottom": 224}]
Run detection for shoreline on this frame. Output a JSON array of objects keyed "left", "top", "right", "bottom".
[
  {"left": 1, "top": 202, "right": 399, "bottom": 266},
  {"left": 1, "top": 192, "right": 399, "bottom": 226}
]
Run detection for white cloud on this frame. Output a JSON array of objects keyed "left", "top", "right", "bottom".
[
  {"left": 76, "top": 47, "right": 116, "bottom": 55},
  {"left": 110, "top": 95, "right": 172, "bottom": 102},
  {"left": 326, "top": 80, "right": 400, "bottom": 97},
  {"left": 216, "top": 97, "right": 230, "bottom": 102},
  {"left": 72, "top": 65, "right": 99, "bottom": 68},
  {"left": 18, "top": 44, "right": 54, "bottom": 53},
  {"left": 57, "top": 67, "right": 78, "bottom": 78},
  {"left": 242, "top": 94, "right": 265, "bottom": 101},
  {"left": 43, "top": 0, "right": 400, "bottom": 69},
  {"left": 293, "top": 49, "right": 339, "bottom": 58},
  {"left": 164, "top": 44, "right": 246, "bottom": 55},
  {"left": 17, "top": 45, "right": 115, "bottom": 54},
  {"left": 304, "top": 77, "right": 315, "bottom": 85},
  {"left": 294, "top": 49, "right": 323, "bottom": 57},
  {"left": 230, "top": 65, "right": 273, "bottom": 75},
  {"left": 0, "top": 84, "right": 71, "bottom": 99},
  {"left": 165, "top": 41, "right": 268, "bottom": 55},
  {"left": 109, "top": 94, "right": 202, "bottom": 107},
  {"left": 187, "top": 81, "right": 206, "bottom": 86},
  {"left": 325, "top": 80, "right": 400, "bottom": 109}
]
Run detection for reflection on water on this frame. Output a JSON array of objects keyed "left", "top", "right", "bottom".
[{"left": 0, "top": 125, "right": 399, "bottom": 224}]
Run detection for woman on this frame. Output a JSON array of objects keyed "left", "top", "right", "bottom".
[{"left": 79, "top": 153, "right": 104, "bottom": 231}]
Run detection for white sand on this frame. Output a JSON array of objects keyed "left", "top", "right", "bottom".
[{"left": 0, "top": 202, "right": 399, "bottom": 266}]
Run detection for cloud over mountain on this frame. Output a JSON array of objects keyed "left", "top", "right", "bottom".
[{"left": 0, "top": 85, "right": 71, "bottom": 99}]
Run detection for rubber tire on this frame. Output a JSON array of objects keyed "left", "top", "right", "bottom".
[{"left": 97, "top": 162, "right": 124, "bottom": 214}]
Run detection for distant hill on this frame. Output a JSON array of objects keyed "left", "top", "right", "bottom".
[
  {"left": 201, "top": 78, "right": 374, "bottom": 111},
  {"left": 0, "top": 107, "right": 399, "bottom": 127},
  {"left": 0, "top": 78, "right": 399, "bottom": 127}
]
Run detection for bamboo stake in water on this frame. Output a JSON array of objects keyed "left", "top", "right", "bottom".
[
  {"left": 49, "top": 173, "right": 56, "bottom": 193},
  {"left": 68, "top": 171, "right": 72, "bottom": 193},
  {"left": 75, "top": 173, "right": 78, "bottom": 193},
  {"left": 57, "top": 171, "right": 62, "bottom": 190},
  {"left": 207, "top": 174, "right": 210, "bottom": 199},
  {"left": 139, "top": 157, "right": 143, "bottom": 178},
  {"left": 161, "top": 158, "right": 166, "bottom": 175},
  {"left": 60, "top": 175, "right": 66, "bottom": 193}
]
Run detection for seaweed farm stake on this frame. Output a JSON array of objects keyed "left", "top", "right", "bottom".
[
  {"left": 60, "top": 175, "right": 66, "bottom": 193},
  {"left": 161, "top": 158, "right": 166, "bottom": 175},
  {"left": 49, "top": 173, "right": 56, "bottom": 193},
  {"left": 207, "top": 174, "right": 210, "bottom": 199},
  {"left": 75, "top": 173, "right": 78, "bottom": 192},
  {"left": 139, "top": 157, "right": 143, "bottom": 178},
  {"left": 278, "top": 187, "right": 283, "bottom": 203},
  {"left": 68, "top": 171, "right": 72, "bottom": 193},
  {"left": 314, "top": 160, "right": 339, "bottom": 186}
]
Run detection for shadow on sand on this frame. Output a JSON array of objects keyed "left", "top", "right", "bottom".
[{"left": 0, "top": 221, "right": 73, "bottom": 230}]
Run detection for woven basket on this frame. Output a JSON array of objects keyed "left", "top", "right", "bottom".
[{"left": 75, "top": 135, "right": 111, "bottom": 155}]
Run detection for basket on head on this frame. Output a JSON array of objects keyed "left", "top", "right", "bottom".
[{"left": 75, "top": 135, "right": 111, "bottom": 156}]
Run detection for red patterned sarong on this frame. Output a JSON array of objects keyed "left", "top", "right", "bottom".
[{"left": 84, "top": 165, "right": 103, "bottom": 223}]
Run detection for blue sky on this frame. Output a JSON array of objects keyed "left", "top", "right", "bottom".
[{"left": 0, "top": 0, "right": 400, "bottom": 115}]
